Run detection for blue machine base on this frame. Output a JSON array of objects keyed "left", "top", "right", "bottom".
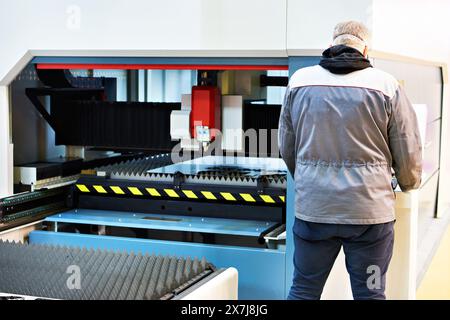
[{"left": 29, "top": 231, "right": 286, "bottom": 299}]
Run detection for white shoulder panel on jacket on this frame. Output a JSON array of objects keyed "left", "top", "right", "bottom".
[{"left": 289, "top": 65, "right": 399, "bottom": 98}]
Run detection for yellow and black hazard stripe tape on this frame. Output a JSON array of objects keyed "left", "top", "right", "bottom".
[{"left": 75, "top": 183, "right": 286, "bottom": 205}]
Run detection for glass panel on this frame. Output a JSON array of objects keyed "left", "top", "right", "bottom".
[
  {"left": 145, "top": 70, "right": 197, "bottom": 102},
  {"left": 266, "top": 70, "right": 288, "bottom": 105}
]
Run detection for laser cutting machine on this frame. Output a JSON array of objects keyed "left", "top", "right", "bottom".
[
  {"left": 1, "top": 61, "right": 291, "bottom": 299},
  {"left": 0, "top": 53, "right": 446, "bottom": 300}
]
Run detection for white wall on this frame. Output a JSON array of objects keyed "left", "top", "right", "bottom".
[
  {"left": 0, "top": 0, "right": 287, "bottom": 85},
  {"left": 2, "top": 0, "right": 449, "bottom": 82},
  {"left": 372, "top": 0, "right": 450, "bottom": 64},
  {"left": 286, "top": 0, "right": 450, "bottom": 64},
  {"left": 287, "top": 0, "right": 374, "bottom": 54}
]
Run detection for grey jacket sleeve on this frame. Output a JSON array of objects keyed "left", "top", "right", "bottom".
[
  {"left": 388, "top": 86, "right": 423, "bottom": 191},
  {"left": 278, "top": 86, "right": 296, "bottom": 177}
]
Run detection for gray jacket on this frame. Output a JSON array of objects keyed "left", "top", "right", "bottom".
[{"left": 279, "top": 65, "right": 422, "bottom": 224}]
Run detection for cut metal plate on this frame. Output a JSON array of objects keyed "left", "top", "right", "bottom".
[{"left": 148, "top": 156, "right": 287, "bottom": 176}]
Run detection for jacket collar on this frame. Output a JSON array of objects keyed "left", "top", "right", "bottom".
[{"left": 319, "top": 45, "right": 372, "bottom": 74}]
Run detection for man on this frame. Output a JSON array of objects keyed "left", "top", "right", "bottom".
[{"left": 278, "top": 21, "right": 422, "bottom": 300}]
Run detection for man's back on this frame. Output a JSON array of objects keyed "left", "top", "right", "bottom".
[
  {"left": 283, "top": 21, "right": 423, "bottom": 300},
  {"left": 279, "top": 49, "right": 422, "bottom": 224}
]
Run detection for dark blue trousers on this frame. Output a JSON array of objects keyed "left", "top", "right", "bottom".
[{"left": 288, "top": 218, "right": 394, "bottom": 300}]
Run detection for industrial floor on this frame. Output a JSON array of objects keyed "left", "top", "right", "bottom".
[{"left": 417, "top": 222, "right": 450, "bottom": 299}]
